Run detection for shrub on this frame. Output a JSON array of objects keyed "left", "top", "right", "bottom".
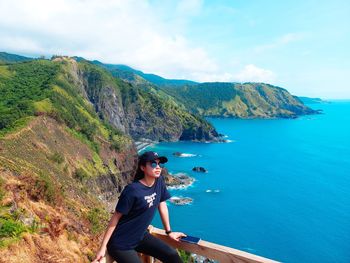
[
  {"left": 24, "top": 172, "right": 58, "bottom": 204},
  {"left": 36, "top": 173, "right": 57, "bottom": 203},
  {"left": 87, "top": 207, "right": 109, "bottom": 234},
  {"left": 49, "top": 152, "right": 65, "bottom": 164},
  {"left": 74, "top": 168, "right": 88, "bottom": 182},
  {"left": 178, "top": 249, "right": 194, "bottom": 262},
  {"left": 0, "top": 218, "right": 27, "bottom": 239}
]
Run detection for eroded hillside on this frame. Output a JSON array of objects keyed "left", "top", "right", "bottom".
[{"left": 0, "top": 116, "right": 136, "bottom": 262}]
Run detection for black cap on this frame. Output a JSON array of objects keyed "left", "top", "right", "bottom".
[{"left": 139, "top": 151, "right": 168, "bottom": 164}]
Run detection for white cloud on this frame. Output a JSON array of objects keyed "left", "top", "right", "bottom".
[
  {"left": 254, "top": 33, "right": 305, "bottom": 53},
  {"left": 233, "top": 64, "right": 276, "bottom": 83},
  {"left": 0, "top": 0, "right": 216, "bottom": 79},
  {"left": 0, "top": 1, "right": 284, "bottom": 86},
  {"left": 188, "top": 64, "right": 276, "bottom": 84}
]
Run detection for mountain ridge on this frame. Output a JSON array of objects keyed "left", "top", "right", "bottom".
[
  {"left": 82, "top": 57, "right": 318, "bottom": 119},
  {"left": 158, "top": 82, "right": 319, "bottom": 118},
  {"left": 0, "top": 52, "right": 319, "bottom": 120}
]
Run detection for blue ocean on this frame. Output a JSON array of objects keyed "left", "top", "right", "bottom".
[{"left": 147, "top": 101, "right": 350, "bottom": 263}]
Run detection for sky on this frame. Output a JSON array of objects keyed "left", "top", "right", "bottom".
[{"left": 0, "top": 0, "right": 349, "bottom": 99}]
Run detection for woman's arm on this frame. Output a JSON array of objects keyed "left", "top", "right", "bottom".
[
  {"left": 158, "top": 201, "right": 171, "bottom": 232},
  {"left": 92, "top": 211, "right": 123, "bottom": 263},
  {"left": 158, "top": 201, "right": 186, "bottom": 241}
]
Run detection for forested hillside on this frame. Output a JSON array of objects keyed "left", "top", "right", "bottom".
[{"left": 159, "top": 82, "right": 318, "bottom": 118}]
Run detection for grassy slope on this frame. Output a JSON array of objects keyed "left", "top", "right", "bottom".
[
  {"left": 0, "top": 59, "right": 136, "bottom": 261},
  {"left": 160, "top": 82, "right": 316, "bottom": 118}
]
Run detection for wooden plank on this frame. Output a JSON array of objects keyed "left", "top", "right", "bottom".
[{"left": 149, "top": 226, "right": 280, "bottom": 263}]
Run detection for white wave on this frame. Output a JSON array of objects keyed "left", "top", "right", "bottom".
[
  {"left": 167, "top": 182, "right": 194, "bottom": 190},
  {"left": 206, "top": 189, "right": 220, "bottom": 193},
  {"left": 179, "top": 153, "right": 197, "bottom": 157}
]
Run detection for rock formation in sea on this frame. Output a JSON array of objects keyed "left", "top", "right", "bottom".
[
  {"left": 192, "top": 167, "right": 208, "bottom": 173},
  {"left": 169, "top": 196, "right": 193, "bottom": 205},
  {"left": 161, "top": 168, "right": 194, "bottom": 189}
]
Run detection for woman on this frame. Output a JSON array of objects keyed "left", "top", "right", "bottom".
[{"left": 92, "top": 151, "right": 186, "bottom": 263}]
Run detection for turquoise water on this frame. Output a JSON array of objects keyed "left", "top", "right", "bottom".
[{"left": 148, "top": 101, "right": 350, "bottom": 263}]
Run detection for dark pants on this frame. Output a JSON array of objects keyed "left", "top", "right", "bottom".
[{"left": 108, "top": 232, "right": 183, "bottom": 263}]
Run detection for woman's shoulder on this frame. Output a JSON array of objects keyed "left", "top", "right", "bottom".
[
  {"left": 121, "top": 182, "right": 139, "bottom": 195},
  {"left": 159, "top": 175, "right": 166, "bottom": 183}
]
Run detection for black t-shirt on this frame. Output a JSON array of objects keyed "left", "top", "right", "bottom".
[{"left": 107, "top": 175, "right": 171, "bottom": 250}]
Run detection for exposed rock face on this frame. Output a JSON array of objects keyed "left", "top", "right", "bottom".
[
  {"left": 86, "top": 139, "right": 137, "bottom": 211},
  {"left": 77, "top": 67, "right": 128, "bottom": 134},
  {"left": 95, "top": 86, "right": 128, "bottom": 133},
  {"left": 75, "top": 62, "right": 220, "bottom": 142},
  {"left": 180, "top": 126, "right": 219, "bottom": 141}
]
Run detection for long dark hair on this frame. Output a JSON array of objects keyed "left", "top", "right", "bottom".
[{"left": 133, "top": 159, "right": 146, "bottom": 182}]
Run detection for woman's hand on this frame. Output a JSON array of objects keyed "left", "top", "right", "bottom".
[
  {"left": 91, "top": 247, "right": 106, "bottom": 263},
  {"left": 168, "top": 232, "right": 187, "bottom": 242}
]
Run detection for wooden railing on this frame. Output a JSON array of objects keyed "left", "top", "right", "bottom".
[{"left": 102, "top": 226, "right": 280, "bottom": 263}]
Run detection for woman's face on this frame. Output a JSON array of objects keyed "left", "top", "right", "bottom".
[{"left": 141, "top": 159, "right": 163, "bottom": 178}]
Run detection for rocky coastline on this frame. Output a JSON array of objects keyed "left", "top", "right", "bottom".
[
  {"left": 162, "top": 168, "right": 195, "bottom": 189},
  {"left": 169, "top": 196, "right": 193, "bottom": 205},
  {"left": 161, "top": 168, "right": 195, "bottom": 205}
]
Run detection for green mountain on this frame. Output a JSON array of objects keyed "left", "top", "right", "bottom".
[
  {"left": 90, "top": 61, "right": 317, "bottom": 119},
  {"left": 0, "top": 52, "right": 34, "bottom": 63},
  {"left": 1, "top": 52, "right": 317, "bottom": 119},
  {"left": 159, "top": 82, "right": 318, "bottom": 118},
  {"left": 0, "top": 56, "right": 219, "bottom": 142}
]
